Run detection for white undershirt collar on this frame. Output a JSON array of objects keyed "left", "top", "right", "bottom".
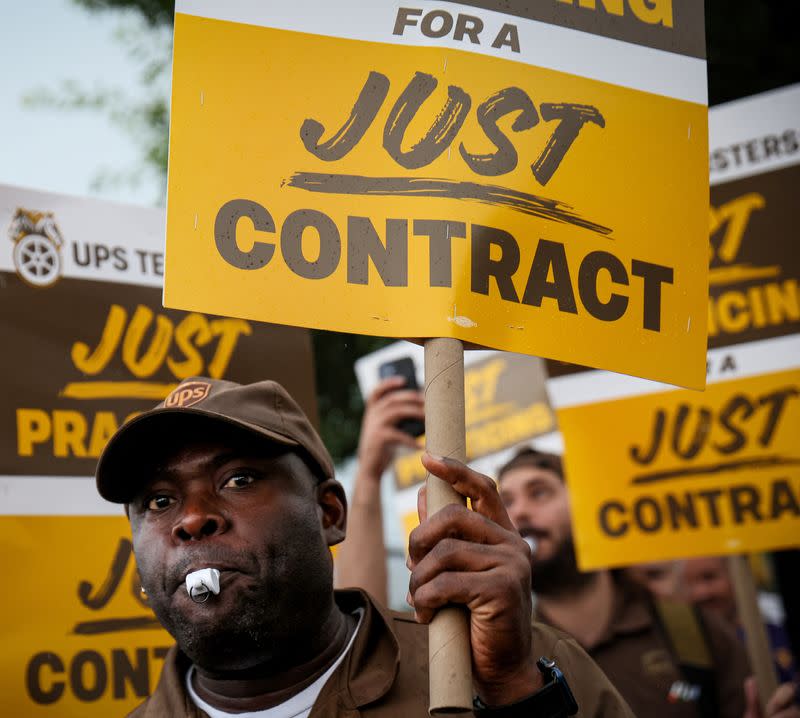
[{"left": 186, "top": 609, "right": 363, "bottom": 718}]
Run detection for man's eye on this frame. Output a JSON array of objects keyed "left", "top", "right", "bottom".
[
  {"left": 147, "top": 495, "right": 174, "bottom": 511},
  {"left": 223, "top": 473, "right": 256, "bottom": 489}
]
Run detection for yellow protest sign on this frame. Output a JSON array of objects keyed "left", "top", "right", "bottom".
[
  {"left": 558, "top": 368, "right": 799, "bottom": 568},
  {"left": 0, "top": 517, "right": 171, "bottom": 716},
  {"left": 548, "top": 85, "right": 800, "bottom": 569},
  {"left": 0, "top": 184, "right": 318, "bottom": 714},
  {"left": 165, "top": 1, "right": 709, "bottom": 389}
]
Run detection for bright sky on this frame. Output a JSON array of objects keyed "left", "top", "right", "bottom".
[{"left": 0, "top": 0, "right": 168, "bottom": 207}]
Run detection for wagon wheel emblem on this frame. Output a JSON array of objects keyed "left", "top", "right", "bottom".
[{"left": 13, "top": 233, "right": 62, "bottom": 287}]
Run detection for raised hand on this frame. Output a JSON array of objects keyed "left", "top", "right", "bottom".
[{"left": 408, "top": 453, "right": 540, "bottom": 705}]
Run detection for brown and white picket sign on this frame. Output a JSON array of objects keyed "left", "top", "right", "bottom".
[{"left": 0, "top": 183, "right": 318, "bottom": 717}]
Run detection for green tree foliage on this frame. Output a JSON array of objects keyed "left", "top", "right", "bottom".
[
  {"left": 74, "top": 0, "right": 173, "bottom": 26},
  {"left": 38, "top": 0, "right": 800, "bottom": 460},
  {"left": 311, "top": 333, "right": 392, "bottom": 461},
  {"left": 25, "top": 7, "right": 171, "bottom": 197}
]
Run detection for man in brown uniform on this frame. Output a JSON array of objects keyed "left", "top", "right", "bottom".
[
  {"left": 96, "top": 377, "right": 635, "bottom": 717},
  {"left": 497, "top": 448, "right": 800, "bottom": 718},
  {"left": 684, "top": 556, "right": 798, "bottom": 686}
]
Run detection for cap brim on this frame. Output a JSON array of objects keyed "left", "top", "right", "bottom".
[{"left": 96, "top": 407, "right": 301, "bottom": 503}]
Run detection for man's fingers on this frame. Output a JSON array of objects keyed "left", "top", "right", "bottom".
[
  {"left": 408, "top": 537, "right": 527, "bottom": 595},
  {"left": 376, "top": 388, "right": 425, "bottom": 408},
  {"left": 377, "top": 401, "right": 425, "bottom": 428},
  {"left": 368, "top": 376, "right": 408, "bottom": 403},
  {"left": 742, "top": 678, "right": 800, "bottom": 718},
  {"left": 383, "top": 428, "right": 422, "bottom": 450},
  {"left": 410, "top": 570, "right": 478, "bottom": 624},
  {"left": 766, "top": 682, "right": 799, "bottom": 716},
  {"left": 410, "top": 569, "right": 529, "bottom": 625},
  {"left": 743, "top": 677, "right": 761, "bottom": 718},
  {"left": 408, "top": 503, "right": 526, "bottom": 566},
  {"left": 417, "top": 484, "right": 427, "bottom": 524},
  {"left": 420, "top": 453, "right": 514, "bottom": 531},
  {"left": 369, "top": 384, "right": 424, "bottom": 412}
]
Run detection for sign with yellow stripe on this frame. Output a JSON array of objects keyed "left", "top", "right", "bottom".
[
  {"left": 548, "top": 85, "right": 800, "bottom": 569},
  {"left": 0, "top": 184, "right": 317, "bottom": 716},
  {"left": 165, "top": 0, "right": 709, "bottom": 390}
]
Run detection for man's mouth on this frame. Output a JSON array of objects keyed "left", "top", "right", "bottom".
[
  {"left": 185, "top": 568, "right": 222, "bottom": 602},
  {"left": 517, "top": 526, "right": 547, "bottom": 541},
  {"left": 517, "top": 527, "right": 550, "bottom": 555},
  {"left": 169, "top": 558, "right": 248, "bottom": 595}
]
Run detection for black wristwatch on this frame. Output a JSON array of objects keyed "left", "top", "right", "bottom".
[{"left": 473, "top": 657, "right": 579, "bottom": 718}]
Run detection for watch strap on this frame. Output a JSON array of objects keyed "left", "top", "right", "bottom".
[{"left": 473, "top": 657, "right": 578, "bottom": 718}]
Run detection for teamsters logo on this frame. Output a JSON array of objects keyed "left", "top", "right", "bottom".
[{"left": 8, "top": 207, "right": 64, "bottom": 288}]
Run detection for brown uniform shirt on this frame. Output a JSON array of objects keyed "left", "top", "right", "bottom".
[
  {"left": 538, "top": 582, "right": 749, "bottom": 718},
  {"left": 129, "top": 589, "right": 634, "bottom": 717}
]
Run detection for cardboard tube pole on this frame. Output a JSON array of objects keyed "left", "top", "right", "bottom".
[
  {"left": 727, "top": 555, "right": 778, "bottom": 714},
  {"left": 424, "top": 338, "right": 473, "bottom": 714}
]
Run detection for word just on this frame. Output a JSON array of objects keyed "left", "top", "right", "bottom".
[{"left": 301, "top": 70, "right": 604, "bottom": 186}]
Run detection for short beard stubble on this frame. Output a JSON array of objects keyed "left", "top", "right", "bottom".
[{"left": 531, "top": 535, "right": 597, "bottom": 598}]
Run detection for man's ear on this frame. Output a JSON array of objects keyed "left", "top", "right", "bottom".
[{"left": 316, "top": 479, "right": 347, "bottom": 546}]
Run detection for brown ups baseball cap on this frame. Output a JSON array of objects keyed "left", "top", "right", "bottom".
[{"left": 96, "top": 377, "right": 333, "bottom": 503}]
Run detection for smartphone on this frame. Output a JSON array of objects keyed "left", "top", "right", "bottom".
[{"left": 378, "top": 357, "right": 425, "bottom": 437}]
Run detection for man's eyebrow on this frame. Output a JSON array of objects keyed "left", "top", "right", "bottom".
[
  {"left": 523, "top": 476, "right": 551, "bottom": 489},
  {"left": 500, "top": 475, "right": 547, "bottom": 497},
  {"left": 209, "top": 450, "right": 251, "bottom": 469},
  {"left": 152, "top": 450, "right": 253, "bottom": 481}
]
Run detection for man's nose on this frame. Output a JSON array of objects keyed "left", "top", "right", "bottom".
[
  {"left": 688, "top": 583, "right": 711, "bottom": 603},
  {"left": 506, "top": 502, "right": 530, "bottom": 532},
  {"left": 172, "top": 496, "right": 228, "bottom": 542}
]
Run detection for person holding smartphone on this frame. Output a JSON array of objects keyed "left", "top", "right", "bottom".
[{"left": 335, "top": 371, "right": 425, "bottom": 603}]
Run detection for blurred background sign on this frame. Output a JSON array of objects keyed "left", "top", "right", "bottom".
[
  {"left": 356, "top": 341, "right": 557, "bottom": 543},
  {"left": 0, "top": 184, "right": 316, "bottom": 716},
  {"left": 547, "top": 85, "right": 800, "bottom": 571}
]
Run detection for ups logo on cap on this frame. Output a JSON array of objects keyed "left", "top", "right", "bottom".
[{"left": 165, "top": 381, "right": 211, "bottom": 408}]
